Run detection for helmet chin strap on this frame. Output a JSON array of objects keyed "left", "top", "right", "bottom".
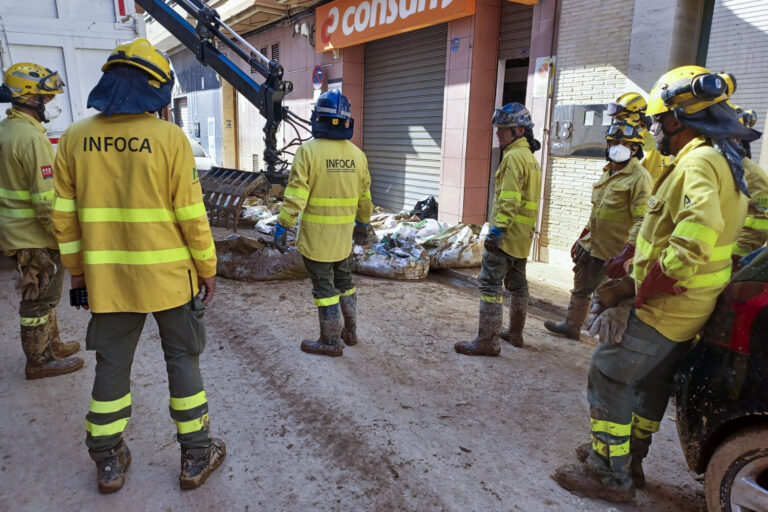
[{"left": 14, "top": 95, "right": 48, "bottom": 122}]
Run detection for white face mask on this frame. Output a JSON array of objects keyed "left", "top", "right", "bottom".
[
  {"left": 608, "top": 144, "right": 632, "bottom": 163},
  {"left": 43, "top": 99, "right": 62, "bottom": 122}
]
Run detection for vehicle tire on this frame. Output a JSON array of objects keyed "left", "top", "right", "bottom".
[{"left": 705, "top": 424, "right": 768, "bottom": 512}]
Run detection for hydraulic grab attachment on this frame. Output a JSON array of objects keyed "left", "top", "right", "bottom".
[{"left": 136, "top": 0, "right": 312, "bottom": 230}]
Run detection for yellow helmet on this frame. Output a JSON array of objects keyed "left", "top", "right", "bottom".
[
  {"left": 728, "top": 101, "right": 757, "bottom": 128},
  {"left": 608, "top": 92, "right": 647, "bottom": 118},
  {"left": 102, "top": 38, "right": 173, "bottom": 84},
  {"left": 606, "top": 118, "right": 644, "bottom": 143},
  {"left": 2, "top": 62, "right": 64, "bottom": 99},
  {"left": 647, "top": 65, "right": 735, "bottom": 116}
]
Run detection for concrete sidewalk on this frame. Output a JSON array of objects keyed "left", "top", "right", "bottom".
[{"left": 439, "top": 260, "right": 575, "bottom": 319}]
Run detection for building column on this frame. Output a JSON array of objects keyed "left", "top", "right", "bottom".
[{"left": 439, "top": 0, "right": 501, "bottom": 226}]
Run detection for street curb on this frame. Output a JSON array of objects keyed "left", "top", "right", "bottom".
[{"left": 438, "top": 268, "right": 568, "bottom": 319}]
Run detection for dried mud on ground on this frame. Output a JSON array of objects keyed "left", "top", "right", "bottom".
[{"left": 0, "top": 257, "right": 705, "bottom": 511}]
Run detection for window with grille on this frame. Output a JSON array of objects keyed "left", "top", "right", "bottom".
[
  {"left": 252, "top": 154, "right": 259, "bottom": 172},
  {"left": 271, "top": 43, "right": 279, "bottom": 63},
  {"left": 250, "top": 51, "right": 260, "bottom": 74}
]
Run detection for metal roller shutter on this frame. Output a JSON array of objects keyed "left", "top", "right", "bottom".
[
  {"left": 706, "top": 0, "right": 768, "bottom": 163},
  {"left": 499, "top": 1, "right": 533, "bottom": 60},
  {"left": 363, "top": 24, "right": 447, "bottom": 213}
]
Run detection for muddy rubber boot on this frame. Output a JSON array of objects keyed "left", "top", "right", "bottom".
[
  {"left": 575, "top": 441, "right": 591, "bottom": 463},
  {"left": 543, "top": 294, "right": 591, "bottom": 340},
  {"left": 499, "top": 296, "right": 528, "bottom": 347},
  {"left": 339, "top": 293, "right": 358, "bottom": 346},
  {"left": 180, "top": 438, "right": 227, "bottom": 490},
  {"left": 90, "top": 440, "right": 131, "bottom": 494},
  {"left": 454, "top": 301, "right": 502, "bottom": 356},
  {"left": 301, "top": 305, "right": 343, "bottom": 357},
  {"left": 552, "top": 463, "right": 635, "bottom": 503},
  {"left": 48, "top": 309, "right": 81, "bottom": 358},
  {"left": 21, "top": 323, "right": 84, "bottom": 380}
]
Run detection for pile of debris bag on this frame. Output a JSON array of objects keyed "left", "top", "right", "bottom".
[
  {"left": 216, "top": 197, "right": 487, "bottom": 281},
  {"left": 215, "top": 233, "right": 306, "bottom": 281}
]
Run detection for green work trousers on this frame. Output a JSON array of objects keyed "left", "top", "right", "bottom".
[
  {"left": 84, "top": 298, "right": 212, "bottom": 454},
  {"left": 586, "top": 310, "right": 692, "bottom": 483},
  {"left": 572, "top": 245, "right": 607, "bottom": 299},
  {"left": 477, "top": 248, "right": 529, "bottom": 300},
  {"left": 302, "top": 254, "right": 355, "bottom": 306}
]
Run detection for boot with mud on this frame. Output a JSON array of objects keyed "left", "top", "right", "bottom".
[
  {"left": 552, "top": 462, "right": 635, "bottom": 503},
  {"left": 90, "top": 440, "right": 131, "bottom": 494},
  {"left": 499, "top": 296, "right": 527, "bottom": 347},
  {"left": 339, "top": 293, "right": 358, "bottom": 346},
  {"left": 48, "top": 309, "right": 81, "bottom": 358},
  {"left": 544, "top": 294, "right": 591, "bottom": 340},
  {"left": 21, "top": 321, "right": 84, "bottom": 380},
  {"left": 575, "top": 441, "right": 645, "bottom": 488},
  {"left": 180, "top": 438, "right": 227, "bottom": 489},
  {"left": 454, "top": 300, "right": 502, "bottom": 356},
  {"left": 301, "top": 304, "right": 343, "bottom": 357}
]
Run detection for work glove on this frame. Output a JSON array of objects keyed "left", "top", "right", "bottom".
[
  {"left": 273, "top": 222, "right": 288, "bottom": 253},
  {"left": 484, "top": 225, "right": 506, "bottom": 252},
  {"left": 571, "top": 228, "right": 589, "bottom": 262},
  {"left": 604, "top": 243, "right": 635, "bottom": 279},
  {"left": 584, "top": 297, "right": 605, "bottom": 331},
  {"left": 634, "top": 260, "right": 687, "bottom": 309},
  {"left": 589, "top": 298, "right": 634, "bottom": 345},
  {"left": 353, "top": 220, "right": 369, "bottom": 246}
]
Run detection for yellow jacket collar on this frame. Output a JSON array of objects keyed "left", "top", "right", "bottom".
[
  {"left": 669, "top": 136, "right": 708, "bottom": 166},
  {"left": 503, "top": 136, "right": 530, "bottom": 155},
  {"left": 6, "top": 108, "right": 47, "bottom": 134}
]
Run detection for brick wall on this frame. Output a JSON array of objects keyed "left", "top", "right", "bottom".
[{"left": 540, "top": 0, "right": 635, "bottom": 264}]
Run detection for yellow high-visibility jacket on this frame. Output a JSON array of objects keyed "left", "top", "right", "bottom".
[
  {"left": 733, "top": 157, "right": 768, "bottom": 256},
  {"left": 52, "top": 113, "right": 216, "bottom": 313},
  {"left": 0, "top": 108, "right": 57, "bottom": 251},
  {"left": 278, "top": 138, "right": 373, "bottom": 262},
  {"left": 633, "top": 136, "right": 748, "bottom": 341},
  {"left": 490, "top": 137, "right": 542, "bottom": 259},
  {"left": 579, "top": 158, "right": 652, "bottom": 261}
]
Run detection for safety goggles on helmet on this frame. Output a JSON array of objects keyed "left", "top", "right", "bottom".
[
  {"left": 492, "top": 103, "right": 533, "bottom": 129},
  {"left": 606, "top": 120, "right": 643, "bottom": 143},
  {"left": 2, "top": 62, "right": 65, "bottom": 99},
  {"left": 732, "top": 106, "right": 757, "bottom": 128},
  {"left": 313, "top": 89, "right": 352, "bottom": 121}
]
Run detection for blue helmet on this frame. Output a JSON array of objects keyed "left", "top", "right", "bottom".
[
  {"left": 492, "top": 102, "right": 533, "bottom": 129},
  {"left": 313, "top": 89, "right": 352, "bottom": 121}
]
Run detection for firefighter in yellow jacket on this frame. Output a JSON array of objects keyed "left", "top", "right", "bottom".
[
  {"left": 275, "top": 89, "right": 373, "bottom": 357},
  {"left": 0, "top": 63, "right": 84, "bottom": 379},
  {"left": 729, "top": 105, "right": 768, "bottom": 261},
  {"left": 545, "top": 118, "right": 651, "bottom": 340},
  {"left": 52, "top": 39, "right": 225, "bottom": 494},
  {"left": 455, "top": 103, "right": 542, "bottom": 356},
  {"left": 606, "top": 92, "right": 671, "bottom": 183},
  {"left": 554, "top": 66, "right": 759, "bottom": 503}
]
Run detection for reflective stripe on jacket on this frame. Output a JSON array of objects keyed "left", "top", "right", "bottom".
[
  {"left": 0, "top": 108, "right": 57, "bottom": 251},
  {"left": 52, "top": 113, "right": 216, "bottom": 313},
  {"left": 579, "top": 158, "right": 652, "bottom": 261},
  {"left": 491, "top": 137, "right": 542, "bottom": 259},
  {"left": 278, "top": 138, "right": 372, "bottom": 262},
  {"left": 733, "top": 157, "right": 768, "bottom": 256},
  {"left": 633, "top": 136, "right": 748, "bottom": 341}
]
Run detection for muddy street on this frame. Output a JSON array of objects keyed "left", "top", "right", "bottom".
[{"left": 0, "top": 258, "right": 705, "bottom": 511}]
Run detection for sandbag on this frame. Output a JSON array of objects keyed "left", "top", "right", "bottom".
[
  {"left": 215, "top": 234, "right": 306, "bottom": 281},
  {"left": 419, "top": 224, "right": 483, "bottom": 269},
  {"left": 353, "top": 235, "right": 429, "bottom": 280}
]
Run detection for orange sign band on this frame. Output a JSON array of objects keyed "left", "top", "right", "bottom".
[{"left": 315, "top": 0, "right": 476, "bottom": 51}]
